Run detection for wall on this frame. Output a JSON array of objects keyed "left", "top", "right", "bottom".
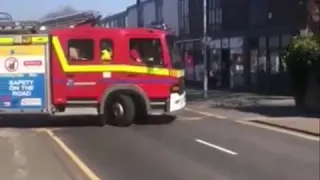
[
  {"left": 189, "top": 0, "right": 204, "bottom": 38},
  {"left": 163, "top": 0, "right": 179, "bottom": 36},
  {"left": 127, "top": 5, "right": 138, "bottom": 27},
  {"left": 220, "top": 0, "right": 249, "bottom": 32},
  {"left": 143, "top": 0, "right": 156, "bottom": 26},
  {"left": 101, "top": 0, "right": 180, "bottom": 33},
  {"left": 100, "top": 10, "right": 128, "bottom": 27}
]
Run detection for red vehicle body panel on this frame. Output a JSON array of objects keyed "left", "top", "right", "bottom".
[{"left": 49, "top": 27, "right": 178, "bottom": 106}]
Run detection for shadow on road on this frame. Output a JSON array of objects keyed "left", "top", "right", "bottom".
[
  {"left": 0, "top": 115, "right": 98, "bottom": 128},
  {"left": 0, "top": 114, "right": 176, "bottom": 128},
  {"left": 186, "top": 91, "right": 290, "bottom": 104},
  {"left": 136, "top": 114, "right": 176, "bottom": 125},
  {"left": 233, "top": 105, "right": 320, "bottom": 118}
]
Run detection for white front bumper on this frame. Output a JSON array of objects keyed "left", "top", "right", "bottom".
[{"left": 169, "top": 92, "right": 186, "bottom": 112}]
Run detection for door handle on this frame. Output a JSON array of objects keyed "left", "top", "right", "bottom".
[
  {"left": 66, "top": 73, "right": 74, "bottom": 77},
  {"left": 127, "top": 74, "right": 137, "bottom": 77}
]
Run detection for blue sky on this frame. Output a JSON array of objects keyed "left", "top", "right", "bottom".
[{"left": 1, "top": 0, "right": 134, "bottom": 20}]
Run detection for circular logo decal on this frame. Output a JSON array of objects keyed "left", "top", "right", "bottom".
[{"left": 5, "top": 57, "right": 19, "bottom": 72}]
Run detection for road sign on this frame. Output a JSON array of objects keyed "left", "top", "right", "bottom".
[{"left": 0, "top": 45, "right": 46, "bottom": 111}]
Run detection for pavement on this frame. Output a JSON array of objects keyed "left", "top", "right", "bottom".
[
  {"left": 0, "top": 121, "right": 89, "bottom": 180},
  {"left": 186, "top": 89, "right": 320, "bottom": 135},
  {"left": 49, "top": 110, "right": 319, "bottom": 180}
]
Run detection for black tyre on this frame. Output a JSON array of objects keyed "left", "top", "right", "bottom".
[{"left": 104, "top": 94, "right": 135, "bottom": 126}]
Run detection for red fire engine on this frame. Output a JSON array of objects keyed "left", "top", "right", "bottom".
[{"left": 0, "top": 11, "right": 186, "bottom": 126}]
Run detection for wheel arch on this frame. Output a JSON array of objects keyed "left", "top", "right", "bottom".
[{"left": 99, "top": 84, "right": 150, "bottom": 114}]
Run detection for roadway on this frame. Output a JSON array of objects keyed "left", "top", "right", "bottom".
[{"left": 50, "top": 110, "right": 320, "bottom": 180}]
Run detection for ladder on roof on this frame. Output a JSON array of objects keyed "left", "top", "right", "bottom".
[{"left": 39, "top": 11, "right": 102, "bottom": 31}]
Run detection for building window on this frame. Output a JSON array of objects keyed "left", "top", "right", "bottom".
[
  {"left": 155, "top": 0, "right": 163, "bottom": 22},
  {"left": 207, "top": 0, "right": 222, "bottom": 32},
  {"left": 178, "top": 0, "right": 189, "bottom": 34},
  {"left": 68, "top": 39, "right": 94, "bottom": 61}
]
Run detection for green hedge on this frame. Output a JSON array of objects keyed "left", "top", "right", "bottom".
[{"left": 282, "top": 35, "right": 320, "bottom": 106}]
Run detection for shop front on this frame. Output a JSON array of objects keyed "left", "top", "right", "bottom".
[
  {"left": 208, "top": 36, "right": 245, "bottom": 89},
  {"left": 247, "top": 34, "right": 292, "bottom": 94},
  {"left": 176, "top": 39, "right": 204, "bottom": 85}
]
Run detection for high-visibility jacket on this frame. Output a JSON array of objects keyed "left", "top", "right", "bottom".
[{"left": 101, "top": 49, "right": 112, "bottom": 60}]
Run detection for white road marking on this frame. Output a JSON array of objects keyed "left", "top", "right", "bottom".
[
  {"left": 177, "top": 116, "right": 204, "bottom": 121},
  {"left": 237, "top": 120, "right": 320, "bottom": 141},
  {"left": 195, "top": 139, "right": 238, "bottom": 155},
  {"left": 185, "top": 108, "right": 319, "bottom": 141},
  {"left": 184, "top": 108, "right": 227, "bottom": 119}
]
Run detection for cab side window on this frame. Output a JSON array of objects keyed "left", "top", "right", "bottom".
[
  {"left": 129, "top": 38, "right": 163, "bottom": 65},
  {"left": 100, "top": 39, "right": 114, "bottom": 61},
  {"left": 68, "top": 39, "right": 94, "bottom": 61}
]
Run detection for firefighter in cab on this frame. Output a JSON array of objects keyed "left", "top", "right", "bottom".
[{"left": 101, "top": 41, "right": 113, "bottom": 61}]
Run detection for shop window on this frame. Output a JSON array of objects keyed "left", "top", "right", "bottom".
[
  {"left": 250, "top": 50, "right": 258, "bottom": 73},
  {"left": 258, "top": 49, "right": 267, "bottom": 72},
  {"left": 270, "top": 50, "right": 280, "bottom": 74},
  {"left": 259, "top": 36, "right": 266, "bottom": 48},
  {"left": 250, "top": 49, "right": 258, "bottom": 85},
  {"left": 281, "top": 34, "right": 292, "bottom": 48},
  {"left": 269, "top": 36, "right": 280, "bottom": 49},
  {"left": 231, "top": 48, "right": 244, "bottom": 73},
  {"left": 68, "top": 39, "right": 94, "bottom": 61}
]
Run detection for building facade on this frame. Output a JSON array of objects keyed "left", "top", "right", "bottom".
[
  {"left": 100, "top": 10, "right": 127, "bottom": 27},
  {"left": 100, "top": 0, "right": 179, "bottom": 35},
  {"left": 176, "top": 0, "right": 204, "bottom": 82},
  {"left": 202, "top": 0, "right": 314, "bottom": 94},
  {"left": 100, "top": 0, "right": 316, "bottom": 94}
]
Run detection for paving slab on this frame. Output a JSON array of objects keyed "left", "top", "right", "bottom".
[
  {"left": 186, "top": 89, "right": 319, "bottom": 135},
  {"left": 0, "top": 128, "right": 87, "bottom": 180}
]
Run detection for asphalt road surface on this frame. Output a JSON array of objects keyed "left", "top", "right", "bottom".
[{"left": 52, "top": 110, "right": 320, "bottom": 180}]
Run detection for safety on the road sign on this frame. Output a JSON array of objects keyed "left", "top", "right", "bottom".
[{"left": 4, "top": 57, "right": 19, "bottom": 72}]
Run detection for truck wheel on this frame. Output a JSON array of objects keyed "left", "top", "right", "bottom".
[{"left": 105, "top": 94, "right": 135, "bottom": 126}]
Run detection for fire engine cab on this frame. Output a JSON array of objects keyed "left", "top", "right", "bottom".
[{"left": 0, "top": 11, "right": 186, "bottom": 126}]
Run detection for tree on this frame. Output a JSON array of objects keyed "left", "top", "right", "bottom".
[
  {"left": 308, "top": 0, "right": 320, "bottom": 35},
  {"left": 282, "top": 35, "right": 320, "bottom": 107}
]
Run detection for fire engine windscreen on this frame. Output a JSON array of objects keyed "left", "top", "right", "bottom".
[{"left": 166, "top": 35, "right": 183, "bottom": 69}]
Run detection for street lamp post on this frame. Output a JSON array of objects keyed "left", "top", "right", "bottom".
[
  {"left": 202, "top": 0, "right": 208, "bottom": 98},
  {"left": 202, "top": 36, "right": 215, "bottom": 98}
]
